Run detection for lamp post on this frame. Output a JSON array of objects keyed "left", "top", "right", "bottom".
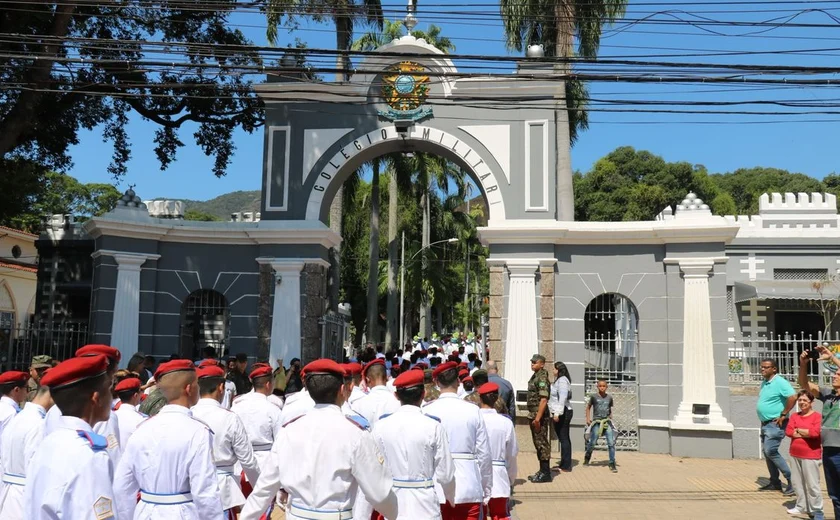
[{"left": 399, "top": 235, "right": 458, "bottom": 350}]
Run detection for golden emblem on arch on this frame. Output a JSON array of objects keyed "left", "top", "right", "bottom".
[{"left": 379, "top": 61, "right": 433, "bottom": 121}]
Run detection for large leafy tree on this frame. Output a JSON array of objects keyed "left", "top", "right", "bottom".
[
  {"left": 0, "top": 1, "right": 263, "bottom": 179},
  {"left": 500, "top": 0, "right": 628, "bottom": 221}
]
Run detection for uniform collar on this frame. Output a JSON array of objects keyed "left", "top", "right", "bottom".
[
  {"left": 312, "top": 403, "right": 341, "bottom": 413},
  {"left": 196, "top": 398, "right": 222, "bottom": 408},
  {"left": 479, "top": 408, "right": 498, "bottom": 415},
  {"left": 0, "top": 395, "right": 20, "bottom": 412},
  {"left": 58, "top": 414, "right": 93, "bottom": 432},
  {"left": 159, "top": 404, "right": 193, "bottom": 416},
  {"left": 369, "top": 385, "right": 390, "bottom": 393},
  {"left": 398, "top": 404, "right": 422, "bottom": 414},
  {"left": 25, "top": 403, "right": 46, "bottom": 418},
  {"left": 438, "top": 392, "right": 460, "bottom": 400}
]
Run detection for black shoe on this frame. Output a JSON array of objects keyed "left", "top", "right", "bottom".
[
  {"left": 583, "top": 454, "right": 591, "bottom": 466},
  {"left": 609, "top": 463, "right": 618, "bottom": 473},
  {"left": 782, "top": 484, "right": 795, "bottom": 496},
  {"left": 758, "top": 482, "right": 782, "bottom": 491},
  {"left": 530, "top": 470, "right": 552, "bottom": 483}
]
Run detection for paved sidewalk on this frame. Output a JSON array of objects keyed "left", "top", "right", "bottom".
[{"left": 272, "top": 451, "right": 827, "bottom": 519}]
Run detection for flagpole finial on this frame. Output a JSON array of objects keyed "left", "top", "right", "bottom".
[{"left": 404, "top": 0, "right": 417, "bottom": 31}]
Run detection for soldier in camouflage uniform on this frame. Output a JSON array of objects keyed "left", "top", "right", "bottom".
[
  {"left": 464, "top": 370, "right": 510, "bottom": 416},
  {"left": 527, "top": 353, "right": 552, "bottom": 483},
  {"left": 423, "top": 369, "right": 440, "bottom": 403},
  {"left": 27, "top": 355, "right": 52, "bottom": 401}
]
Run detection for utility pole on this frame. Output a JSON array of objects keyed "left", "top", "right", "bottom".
[
  {"left": 399, "top": 231, "right": 405, "bottom": 350},
  {"left": 463, "top": 187, "right": 471, "bottom": 331}
]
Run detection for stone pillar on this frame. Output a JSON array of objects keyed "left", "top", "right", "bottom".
[
  {"left": 301, "top": 262, "right": 329, "bottom": 362},
  {"left": 672, "top": 258, "right": 731, "bottom": 428},
  {"left": 257, "top": 263, "right": 273, "bottom": 361},
  {"left": 110, "top": 252, "right": 159, "bottom": 368},
  {"left": 539, "top": 260, "right": 557, "bottom": 365},
  {"left": 488, "top": 261, "right": 505, "bottom": 371},
  {"left": 266, "top": 260, "right": 305, "bottom": 364},
  {"left": 503, "top": 260, "right": 540, "bottom": 393}
]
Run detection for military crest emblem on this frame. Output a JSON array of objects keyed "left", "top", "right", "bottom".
[{"left": 378, "top": 61, "right": 433, "bottom": 122}]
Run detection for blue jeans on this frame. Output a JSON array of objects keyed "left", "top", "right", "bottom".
[
  {"left": 586, "top": 420, "right": 616, "bottom": 464},
  {"left": 761, "top": 421, "right": 791, "bottom": 485},
  {"left": 823, "top": 447, "right": 840, "bottom": 520}
]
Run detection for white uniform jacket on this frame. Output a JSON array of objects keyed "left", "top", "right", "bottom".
[
  {"left": 114, "top": 401, "right": 146, "bottom": 450},
  {"left": 45, "top": 405, "right": 123, "bottom": 467},
  {"left": 370, "top": 405, "right": 455, "bottom": 520},
  {"left": 479, "top": 408, "right": 518, "bottom": 498},
  {"left": 0, "top": 403, "right": 46, "bottom": 520},
  {"left": 231, "top": 392, "right": 282, "bottom": 482},
  {"left": 0, "top": 396, "right": 19, "bottom": 477},
  {"left": 221, "top": 381, "right": 236, "bottom": 410},
  {"left": 192, "top": 398, "right": 260, "bottom": 510},
  {"left": 352, "top": 386, "right": 400, "bottom": 427},
  {"left": 240, "top": 404, "right": 399, "bottom": 520},
  {"left": 341, "top": 386, "right": 367, "bottom": 415},
  {"left": 422, "top": 393, "right": 492, "bottom": 505},
  {"left": 112, "top": 404, "right": 223, "bottom": 520},
  {"left": 268, "top": 393, "right": 284, "bottom": 410},
  {"left": 279, "top": 390, "right": 315, "bottom": 426},
  {"left": 24, "top": 415, "right": 115, "bottom": 520}
]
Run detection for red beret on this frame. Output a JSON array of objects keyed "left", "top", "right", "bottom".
[
  {"left": 154, "top": 359, "right": 195, "bottom": 380},
  {"left": 76, "top": 344, "right": 121, "bottom": 363},
  {"left": 432, "top": 361, "right": 458, "bottom": 379},
  {"left": 393, "top": 370, "right": 425, "bottom": 389},
  {"left": 459, "top": 362, "right": 468, "bottom": 368},
  {"left": 458, "top": 369, "right": 469, "bottom": 379},
  {"left": 411, "top": 364, "right": 425, "bottom": 371},
  {"left": 252, "top": 362, "right": 271, "bottom": 370},
  {"left": 197, "top": 366, "right": 226, "bottom": 379},
  {"left": 343, "top": 362, "right": 363, "bottom": 376},
  {"left": 41, "top": 355, "right": 108, "bottom": 390},
  {"left": 463, "top": 376, "right": 473, "bottom": 384},
  {"left": 249, "top": 366, "right": 272, "bottom": 380},
  {"left": 362, "top": 358, "right": 385, "bottom": 377},
  {"left": 303, "top": 359, "right": 346, "bottom": 378},
  {"left": 115, "top": 377, "right": 141, "bottom": 393},
  {"left": 415, "top": 362, "right": 428, "bottom": 369},
  {"left": 198, "top": 359, "right": 220, "bottom": 368},
  {"left": 0, "top": 371, "right": 29, "bottom": 385},
  {"left": 478, "top": 382, "right": 500, "bottom": 395},
  {"left": 140, "top": 393, "right": 148, "bottom": 402}
]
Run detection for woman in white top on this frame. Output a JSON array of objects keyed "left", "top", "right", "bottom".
[{"left": 548, "top": 361, "right": 573, "bottom": 472}]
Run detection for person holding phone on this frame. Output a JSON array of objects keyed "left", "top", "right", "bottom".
[{"left": 785, "top": 387, "right": 824, "bottom": 520}]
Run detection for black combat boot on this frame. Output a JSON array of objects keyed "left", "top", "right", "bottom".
[{"left": 530, "top": 460, "right": 553, "bottom": 483}]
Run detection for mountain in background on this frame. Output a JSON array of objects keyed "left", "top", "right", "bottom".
[{"left": 174, "top": 190, "right": 261, "bottom": 220}]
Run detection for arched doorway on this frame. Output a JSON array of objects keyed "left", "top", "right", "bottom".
[
  {"left": 0, "top": 282, "right": 15, "bottom": 363},
  {"left": 584, "top": 292, "right": 639, "bottom": 451},
  {"left": 179, "top": 289, "right": 229, "bottom": 360}
]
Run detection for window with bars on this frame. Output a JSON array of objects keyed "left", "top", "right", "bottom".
[
  {"left": 180, "top": 289, "right": 230, "bottom": 360},
  {"left": 584, "top": 293, "right": 638, "bottom": 383},
  {"left": 774, "top": 268, "right": 829, "bottom": 280},
  {"left": 727, "top": 287, "right": 733, "bottom": 323}
]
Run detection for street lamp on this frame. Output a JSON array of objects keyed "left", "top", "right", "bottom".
[{"left": 399, "top": 235, "right": 459, "bottom": 350}]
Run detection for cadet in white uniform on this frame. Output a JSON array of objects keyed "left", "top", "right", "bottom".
[
  {"left": 353, "top": 360, "right": 399, "bottom": 427},
  {"left": 369, "top": 369, "right": 455, "bottom": 520},
  {"left": 25, "top": 355, "right": 116, "bottom": 520},
  {"left": 477, "top": 383, "right": 518, "bottom": 520},
  {"left": 113, "top": 359, "right": 223, "bottom": 520},
  {"left": 192, "top": 364, "right": 261, "bottom": 517},
  {"left": 231, "top": 366, "right": 282, "bottom": 485},
  {"left": 44, "top": 345, "right": 124, "bottom": 466},
  {"left": 0, "top": 370, "right": 28, "bottom": 477},
  {"left": 279, "top": 387, "right": 315, "bottom": 426},
  {"left": 0, "top": 384, "right": 52, "bottom": 520},
  {"left": 113, "top": 377, "right": 147, "bottom": 449},
  {"left": 423, "top": 361, "right": 492, "bottom": 520},
  {"left": 240, "top": 359, "right": 399, "bottom": 520},
  {"left": 340, "top": 362, "right": 366, "bottom": 415}
]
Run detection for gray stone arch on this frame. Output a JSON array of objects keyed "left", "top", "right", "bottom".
[
  {"left": 303, "top": 124, "right": 506, "bottom": 223},
  {"left": 583, "top": 292, "right": 639, "bottom": 381}
]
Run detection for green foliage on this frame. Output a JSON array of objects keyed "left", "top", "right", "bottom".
[
  {"left": 183, "top": 209, "right": 222, "bottom": 222},
  {"left": 179, "top": 190, "right": 261, "bottom": 220},
  {"left": 711, "top": 167, "right": 824, "bottom": 215}
]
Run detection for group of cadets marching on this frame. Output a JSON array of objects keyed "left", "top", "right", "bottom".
[{"left": 0, "top": 338, "right": 519, "bottom": 520}]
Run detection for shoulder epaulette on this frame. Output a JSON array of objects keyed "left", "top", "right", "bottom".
[
  {"left": 423, "top": 414, "right": 442, "bottom": 423},
  {"left": 378, "top": 413, "right": 392, "bottom": 421},
  {"left": 77, "top": 430, "right": 108, "bottom": 451},
  {"left": 345, "top": 414, "right": 370, "bottom": 430},
  {"left": 282, "top": 414, "right": 304, "bottom": 428},
  {"left": 190, "top": 415, "right": 214, "bottom": 434}
]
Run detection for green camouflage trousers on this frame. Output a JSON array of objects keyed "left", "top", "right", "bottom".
[{"left": 530, "top": 414, "right": 551, "bottom": 461}]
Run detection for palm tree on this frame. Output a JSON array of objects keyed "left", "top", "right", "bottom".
[{"left": 500, "top": 0, "right": 627, "bottom": 221}]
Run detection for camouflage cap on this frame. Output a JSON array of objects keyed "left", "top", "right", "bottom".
[
  {"left": 530, "top": 353, "right": 546, "bottom": 363},
  {"left": 30, "top": 355, "right": 53, "bottom": 369}
]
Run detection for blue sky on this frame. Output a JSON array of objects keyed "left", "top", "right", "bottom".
[{"left": 66, "top": 1, "right": 840, "bottom": 200}]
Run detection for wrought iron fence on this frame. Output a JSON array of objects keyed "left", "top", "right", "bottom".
[
  {"left": 1, "top": 323, "right": 89, "bottom": 371},
  {"left": 728, "top": 331, "right": 840, "bottom": 386}
]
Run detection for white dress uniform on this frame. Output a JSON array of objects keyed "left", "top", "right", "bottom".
[
  {"left": 479, "top": 408, "right": 518, "bottom": 499},
  {"left": 240, "top": 404, "right": 399, "bottom": 520},
  {"left": 114, "top": 401, "right": 146, "bottom": 450},
  {"left": 341, "top": 386, "right": 367, "bottom": 415},
  {"left": 279, "top": 389, "right": 315, "bottom": 426},
  {"left": 422, "top": 393, "right": 492, "bottom": 505},
  {"left": 44, "top": 404, "right": 123, "bottom": 467},
  {"left": 24, "top": 415, "right": 115, "bottom": 520},
  {"left": 370, "top": 405, "right": 456, "bottom": 519},
  {"left": 352, "top": 385, "right": 400, "bottom": 427},
  {"left": 221, "top": 380, "right": 237, "bottom": 409},
  {"left": 192, "top": 398, "right": 260, "bottom": 511},
  {"left": 231, "top": 391, "right": 282, "bottom": 482},
  {"left": 112, "top": 404, "right": 223, "bottom": 520},
  {"left": 0, "top": 396, "right": 20, "bottom": 476},
  {"left": 267, "top": 393, "right": 284, "bottom": 410},
  {"left": 0, "top": 403, "right": 46, "bottom": 519}
]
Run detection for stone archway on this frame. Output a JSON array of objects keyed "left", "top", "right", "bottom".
[{"left": 304, "top": 124, "right": 506, "bottom": 222}]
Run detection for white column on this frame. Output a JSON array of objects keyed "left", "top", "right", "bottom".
[
  {"left": 672, "top": 258, "right": 731, "bottom": 429},
  {"left": 109, "top": 252, "right": 159, "bottom": 368},
  {"left": 503, "top": 260, "right": 540, "bottom": 393},
  {"left": 267, "top": 260, "right": 305, "bottom": 363}
]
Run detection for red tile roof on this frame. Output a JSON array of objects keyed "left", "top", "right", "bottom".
[
  {"left": 0, "top": 226, "right": 37, "bottom": 238},
  {"left": 0, "top": 262, "right": 37, "bottom": 273}
]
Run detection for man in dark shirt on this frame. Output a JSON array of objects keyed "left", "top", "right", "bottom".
[
  {"left": 486, "top": 360, "right": 515, "bottom": 419},
  {"left": 226, "top": 353, "right": 252, "bottom": 395},
  {"left": 284, "top": 358, "right": 303, "bottom": 394}
]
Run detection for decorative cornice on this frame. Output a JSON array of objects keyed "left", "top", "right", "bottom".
[
  {"left": 255, "top": 257, "right": 330, "bottom": 270},
  {"left": 92, "top": 250, "right": 161, "bottom": 262}
]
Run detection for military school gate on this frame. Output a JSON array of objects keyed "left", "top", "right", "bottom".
[{"left": 79, "top": 33, "right": 741, "bottom": 459}]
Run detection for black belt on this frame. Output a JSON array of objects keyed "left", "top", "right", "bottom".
[{"left": 761, "top": 417, "right": 784, "bottom": 426}]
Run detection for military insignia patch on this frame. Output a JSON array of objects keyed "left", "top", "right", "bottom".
[
  {"left": 378, "top": 453, "right": 385, "bottom": 465},
  {"left": 93, "top": 496, "right": 114, "bottom": 520},
  {"left": 106, "top": 434, "right": 119, "bottom": 449}
]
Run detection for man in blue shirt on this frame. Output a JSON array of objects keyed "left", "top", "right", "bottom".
[{"left": 757, "top": 358, "right": 797, "bottom": 495}]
